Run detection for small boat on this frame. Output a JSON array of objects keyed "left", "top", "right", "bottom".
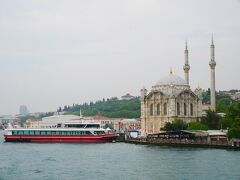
[{"left": 4, "top": 121, "right": 117, "bottom": 143}]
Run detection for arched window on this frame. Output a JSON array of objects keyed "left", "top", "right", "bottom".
[
  {"left": 190, "top": 103, "right": 193, "bottom": 116},
  {"left": 157, "top": 104, "right": 160, "bottom": 116},
  {"left": 150, "top": 104, "right": 154, "bottom": 116},
  {"left": 177, "top": 103, "right": 180, "bottom": 116},
  {"left": 164, "top": 103, "right": 167, "bottom": 115},
  {"left": 184, "top": 103, "right": 187, "bottom": 116}
]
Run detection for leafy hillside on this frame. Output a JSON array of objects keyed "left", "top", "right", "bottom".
[
  {"left": 59, "top": 97, "right": 141, "bottom": 118},
  {"left": 202, "top": 89, "right": 235, "bottom": 113},
  {"left": 58, "top": 89, "right": 239, "bottom": 119}
]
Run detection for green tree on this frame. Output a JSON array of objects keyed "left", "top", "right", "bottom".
[
  {"left": 161, "top": 118, "right": 187, "bottom": 131},
  {"left": 62, "top": 97, "right": 141, "bottom": 118},
  {"left": 201, "top": 110, "right": 221, "bottom": 129},
  {"left": 187, "top": 122, "right": 208, "bottom": 130},
  {"left": 172, "top": 118, "right": 187, "bottom": 131},
  {"left": 224, "top": 103, "right": 240, "bottom": 139},
  {"left": 161, "top": 122, "right": 173, "bottom": 131},
  {"left": 228, "top": 127, "right": 240, "bottom": 140},
  {"left": 216, "top": 101, "right": 229, "bottom": 113},
  {"left": 202, "top": 88, "right": 210, "bottom": 104}
]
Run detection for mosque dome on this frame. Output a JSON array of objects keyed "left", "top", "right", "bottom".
[{"left": 156, "top": 70, "right": 188, "bottom": 86}]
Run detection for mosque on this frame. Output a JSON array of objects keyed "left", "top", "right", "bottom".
[{"left": 141, "top": 37, "right": 217, "bottom": 135}]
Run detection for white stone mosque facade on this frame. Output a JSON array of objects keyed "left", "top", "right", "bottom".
[{"left": 141, "top": 37, "right": 216, "bottom": 135}]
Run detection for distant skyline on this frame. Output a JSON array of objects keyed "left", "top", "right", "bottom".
[{"left": 0, "top": 0, "right": 239, "bottom": 115}]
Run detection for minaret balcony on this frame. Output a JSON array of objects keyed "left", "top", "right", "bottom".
[
  {"left": 209, "top": 61, "right": 216, "bottom": 68},
  {"left": 183, "top": 65, "right": 190, "bottom": 71}
]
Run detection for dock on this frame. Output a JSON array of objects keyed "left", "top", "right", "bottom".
[{"left": 125, "top": 139, "right": 236, "bottom": 150}]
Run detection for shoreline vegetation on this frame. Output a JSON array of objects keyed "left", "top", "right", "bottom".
[{"left": 18, "top": 89, "right": 240, "bottom": 140}]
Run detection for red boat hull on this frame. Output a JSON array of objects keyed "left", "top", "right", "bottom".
[{"left": 4, "top": 134, "right": 117, "bottom": 143}]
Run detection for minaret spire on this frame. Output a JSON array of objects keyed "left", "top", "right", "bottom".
[
  {"left": 209, "top": 34, "right": 216, "bottom": 111},
  {"left": 183, "top": 40, "right": 190, "bottom": 85},
  {"left": 211, "top": 33, "right": 214, "bottom": 45}
]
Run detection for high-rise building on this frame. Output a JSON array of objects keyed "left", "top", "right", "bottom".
[{"left": 19, "top": 105, "right": 29, "bottom": 116}]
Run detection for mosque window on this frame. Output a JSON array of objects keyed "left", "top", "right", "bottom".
[
  {"left": 184, "top": 103, "right": 187, "bottom": 116},
  {"left": 157, "top": 104, "right": 160, "bottom": 115},
  {"left": 190, "top": 104, "right": 193, "bottom": 116},
  {"left": 150, "top": 104, "right": 154, "bottom": 116},
  {"left": 177, "top": 103, "right": 180, "bottom": 116},
  {"left": 164, "top": 103, "right": 167, "bottom": 115}
]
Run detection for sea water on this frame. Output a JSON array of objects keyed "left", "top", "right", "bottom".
[{"left": 0, "top": 131, "right": 240, "bottom": 180}]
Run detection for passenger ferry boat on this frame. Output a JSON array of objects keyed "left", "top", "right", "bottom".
[{"left": 4, "top": 121, "right": 117, "bottom": 143}]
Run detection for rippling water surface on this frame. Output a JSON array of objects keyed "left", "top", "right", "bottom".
[{"left": 0, "top": 131, "right": 240, "bottom": 180}]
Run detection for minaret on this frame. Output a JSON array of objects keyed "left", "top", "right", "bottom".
[
  {"left": 183, "top": 41, "right": 190, "bottom": 85},
  {"left": 209, "top": 35, "right": 216, "bottom": 111}
]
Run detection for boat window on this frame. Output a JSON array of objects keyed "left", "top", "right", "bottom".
[
  {"left": 85, "top": 124, "right": 100, "bottom": 129},
  {"left": 65, "top": 124, "right": 86, "bottom": 128},
  {"left": 29, "top": 131, "right": 35, "bottom": 135},
  {"left": 86, "top": 131, "right": 92, "bottom": 135},
  {"left": 94, "top": 131, "right": 105, "bottom": 135},
  {"left": 35, "top": 131, "right": 40, "bottom": 135}
]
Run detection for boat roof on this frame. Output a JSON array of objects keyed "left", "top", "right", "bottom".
[{"left": 5, "top": 128, "right": 106, "bottom": 131}]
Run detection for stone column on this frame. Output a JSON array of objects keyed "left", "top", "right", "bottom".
[{"left": 194, "top": 87, "right": 203, "bottom": 118}]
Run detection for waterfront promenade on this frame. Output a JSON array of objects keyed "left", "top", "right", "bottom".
[{"left": 125, "top": 138, "right": 236, "bottom": 150}]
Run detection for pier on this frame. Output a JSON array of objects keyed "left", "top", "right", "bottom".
[
  {"left": 123, "top": 130, "right": 240, "bottom": 150},
  {"left": 125, "top": 138, "right": 235, "bottom": 150}
]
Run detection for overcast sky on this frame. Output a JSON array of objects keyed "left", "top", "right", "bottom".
[{"left": 0, "top": 0, "right": 239, "bottom": 115}]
